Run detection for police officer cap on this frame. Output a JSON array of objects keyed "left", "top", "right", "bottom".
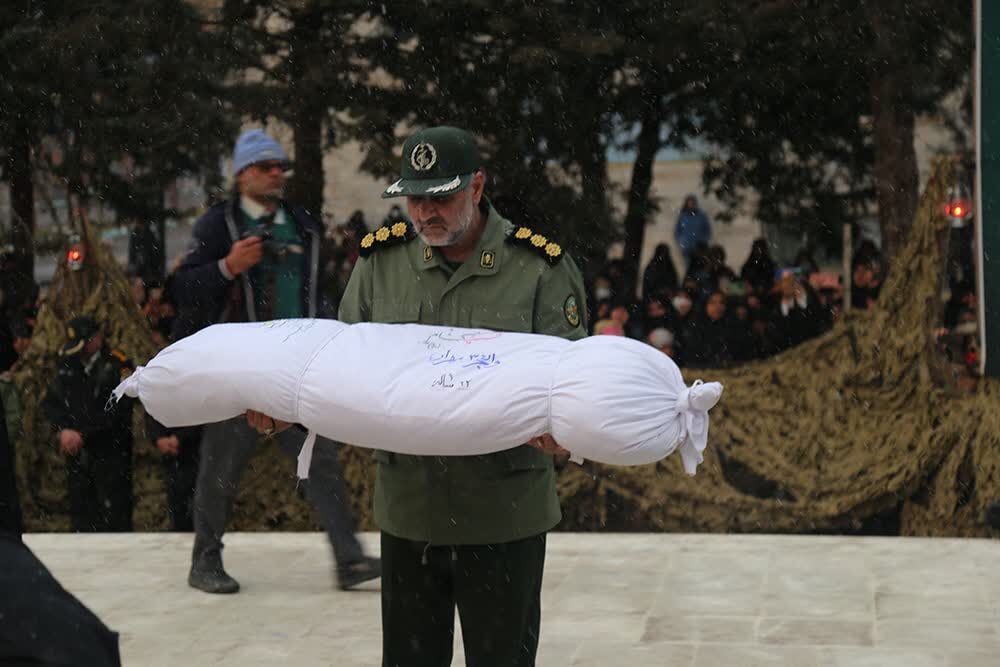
[
  {"left": 61, "top": 315, "right": 100, "bottom": 357},
  {"left": 381, "top": 126, "right": 481, "bottom": 199}
]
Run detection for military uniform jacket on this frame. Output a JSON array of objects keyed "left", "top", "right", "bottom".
[
  {"left": 42, "top": 348, "right": 134, "bottom": 446},
  {"left": 339, "top": 203, "right": 588, "bottom": 545}
]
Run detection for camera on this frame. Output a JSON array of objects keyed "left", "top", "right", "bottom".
[
  {"left": 256, "top": 231, "right": 289, "bottom": 260},
  {"left": 242, "top": 229, "right": 288, "bottom": 260}
]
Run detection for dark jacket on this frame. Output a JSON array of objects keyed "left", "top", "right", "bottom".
[
  {"left": 681, "top": 314, "right": 740, "bottom": 369},
  {"left": 171, "top": 197, "right": 324, "bottom": 339},
  {"left": 42, "top": 348, "right": 134, "bottom": 446},
  {"left": 741, "top": 240, "right": 778, "bottom": 293},
  {"left": 144, "top": 413, "right": 201, "bottom": 447},
  {"left": 642, "top": 246, "right": 679, "bottom": 301},
  {"left": 764, "top": 290, "right": 832, "bottom": 354}
]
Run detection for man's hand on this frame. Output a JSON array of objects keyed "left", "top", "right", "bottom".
[
  {"left": 528, "top": 433, "right": 569, "bottom": 456},
  {"left": 59, "top": 429, "right": 84, "bottom": 456},
  {"left": 224, "top": 236, "right": 264, "bottom": 276},
  {"left": 246, "top": 410, "right": 292, "bottom": 436},
  {"left": 156, "top": 435, "right": 181, "bottom": 456}
]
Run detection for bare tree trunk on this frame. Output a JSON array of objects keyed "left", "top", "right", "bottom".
[
  {"left": 577, "top": 124, "right": 610, "bottom": 229},
  {"left": 285, "top": 9, "right": 326, "bottom": 222},
  {"left": 6, "top": 131, "right": 36, "bottom": 305},
  {"left": 288, "top": 103, "right": 325, "bottom": 221},
  {"left": 621, "top": 101, "right": 663, "bottom": 301},
  {"left": 869, "top": 2, "right": 919, "bottom": 266}
]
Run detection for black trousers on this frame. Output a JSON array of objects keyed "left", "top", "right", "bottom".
[
  {"left": 162, "top": 431, "right": 200, "bottom": 532},
  {"left": 381, "top": 531, "right": 546, "bottom": 667},
  {"left": 66, "top": 438, "right": 132, "bottom": 533}
]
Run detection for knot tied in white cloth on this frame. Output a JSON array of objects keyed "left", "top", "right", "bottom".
[
  {"left": 674, "top": 380, "right": 724, "bottom": 475},
  {"left": 111, "top": 366, "right": 143, "bottom": 402}
]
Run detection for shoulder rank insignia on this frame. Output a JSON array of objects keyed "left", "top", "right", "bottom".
[
  {"left": 110, "top": 348, "right": 133, "bottom": 367},
  {"left": 110, "top": 348, "right": 134, "bottom": 377},
  {"left": 360, "top": 221, "right": 416, "bottom": 258},
  {"left": 506, "top": 226, "right": 563, "bottom": 265}
]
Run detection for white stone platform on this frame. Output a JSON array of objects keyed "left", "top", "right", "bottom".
[{"left": 23, "top": 532, "right": 1000, "bottom": 666}]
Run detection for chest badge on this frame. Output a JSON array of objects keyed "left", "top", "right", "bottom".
[
  {"left": 480, "top": 250, "right": 495, "bottom": 269},
  {"left": 564, "top": 294, "right": 581, "bottom": 328}
]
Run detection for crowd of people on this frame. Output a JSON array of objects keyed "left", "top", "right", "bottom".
[
  {"left": 0, "top": 125, "right": 986, "bottom": 667},
  {"left": 3, "top": 166, "right": 981, "bottom": 543},
  {"left": 319, "top": 197, "right": 901, "bottom": 375},
  {"left": 587, "top": 238, "right": 845, "bottom": 370}
]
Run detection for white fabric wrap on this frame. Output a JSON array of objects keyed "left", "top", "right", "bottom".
[{"left": 114, "top": 319, "right": 723, "bottom": 476}]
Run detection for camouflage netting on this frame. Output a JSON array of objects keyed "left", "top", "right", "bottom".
[
  {"left": 546, "top": 157, "right": 1000, "bottom": 537},
  {"left": 17, "top": 158, "right": 1000, "bottom": 536},
  {"left": 344, "top": 157, "right": 1000, "bottom": 537},
  {"left": 14, "top": 218, "right": 317, "bottom": 532},
  {"left": 15, "top": 219, "right": 164, "bottom": 530}
]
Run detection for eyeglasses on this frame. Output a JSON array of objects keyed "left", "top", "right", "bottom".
[{"left": 253, "top": 161, "right": 288, "bottom": 173}]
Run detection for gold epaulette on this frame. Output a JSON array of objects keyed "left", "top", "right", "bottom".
[
  {"left": 505, "top": 226, "right": 563, "bottom": 265},
  {"left": 359, "top": 221, "right": 416, "bottom": 258}
]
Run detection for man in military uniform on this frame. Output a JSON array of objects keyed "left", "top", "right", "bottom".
[
  {"left": 42, "top": 316, "right": 135, "bottom": 532},
  {"left": 250, "top": 126, "right": 588, "bottom": 666}
]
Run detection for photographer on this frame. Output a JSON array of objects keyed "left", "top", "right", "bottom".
[{"left": 172, "top": 129, "right": 378, "bottom": 594}]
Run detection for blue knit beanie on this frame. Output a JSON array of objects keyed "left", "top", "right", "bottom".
[{"left": 233, "top": 129, "right": 289, "bottom": 174}]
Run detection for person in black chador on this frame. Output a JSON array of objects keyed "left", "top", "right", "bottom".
[{"left": 1, "top": 397, "right": 122, "bottom": 667}]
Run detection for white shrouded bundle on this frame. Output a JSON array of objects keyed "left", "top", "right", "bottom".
[{"left": 113, "top": 319, "right": 723, "bottom": 474}]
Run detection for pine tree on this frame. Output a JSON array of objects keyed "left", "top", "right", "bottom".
[{"left": 0, "top": 0, "right": 238, "bottom": 286}]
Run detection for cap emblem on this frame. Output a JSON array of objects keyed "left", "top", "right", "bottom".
[{"left": 410, "top": 143, "right": 438, "bottom": 171}]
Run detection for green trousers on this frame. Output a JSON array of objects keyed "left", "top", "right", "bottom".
[{"left": 381, "top": 531, "right": 547, "bottom": 667}]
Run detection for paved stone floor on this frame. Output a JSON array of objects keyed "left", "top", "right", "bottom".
[{"left": 23, "top": 532, "right": 1000, "bottom": 666}]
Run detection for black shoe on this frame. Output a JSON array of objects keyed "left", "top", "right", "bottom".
[
  {"left": 188, "top": 560, "right": 240, "bottom": 594},
  {"left": 337, "top": 556, "right": 381, "bottom": 590}
]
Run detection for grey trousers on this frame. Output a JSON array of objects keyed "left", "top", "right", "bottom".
[{"left": 191, "top": 418, "right": 363, "bottom": 568}]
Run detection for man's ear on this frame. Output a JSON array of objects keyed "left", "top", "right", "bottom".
[{"left": 470, "top": 170, "right": 486, "bottom": 205}]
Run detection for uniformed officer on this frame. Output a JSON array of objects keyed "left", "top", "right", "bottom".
[
  {"left": 42, "top": 316, "right": 135, "bottom": 532},
  {"left": 249, "top": 126, "right": 588, "bottom": 666}
]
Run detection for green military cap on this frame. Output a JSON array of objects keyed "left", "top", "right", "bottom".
[{"left": 382, "top": 126, "right": 481, "bottom": 198}]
